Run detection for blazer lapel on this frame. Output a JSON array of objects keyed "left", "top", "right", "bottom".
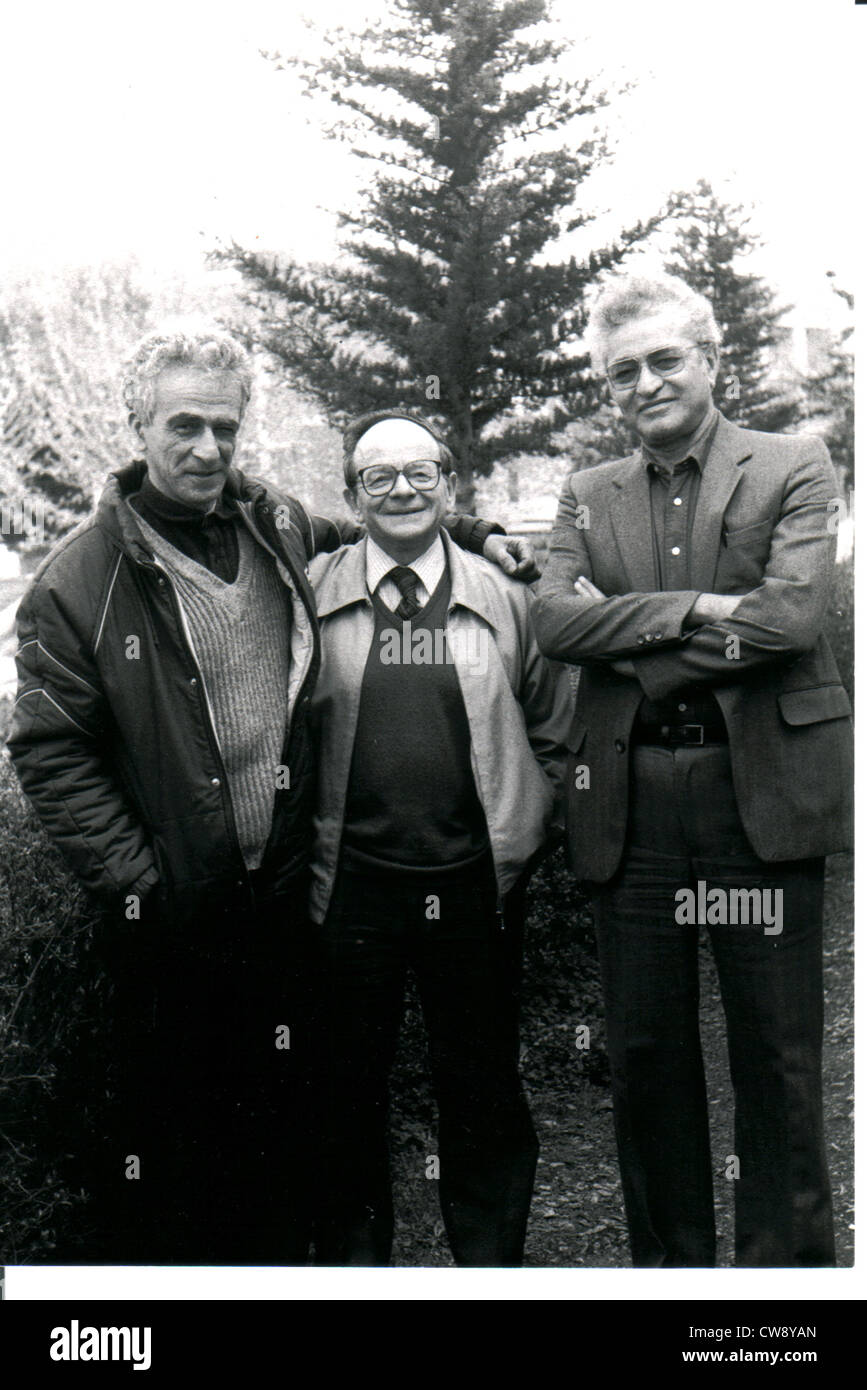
[
  {"left": 610, "top": 455, "right": 658, "bottom": 591},
  {"left": 689, "top": 416, "right": 753, "bottom": 593}
]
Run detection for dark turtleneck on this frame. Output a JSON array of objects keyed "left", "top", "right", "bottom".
[{"left": 129, "top": 471, "right": 240, "bottom": 583}]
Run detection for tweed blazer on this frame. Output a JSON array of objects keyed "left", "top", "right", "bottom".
[{"left": 532, "top": 415, "right": 853, "bottom": 881}]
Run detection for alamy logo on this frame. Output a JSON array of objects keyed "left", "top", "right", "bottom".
[
  {"left": 1, "top": 498, "right": 47, "bottom": 542},
  {"left": 674, "top": 881, "right": 783, "bottom": 935},
  {"left": 379, "top": 621, "right": 489, "bottom": 673},
  {"left": 49, "top": 1320, "right": 151, "bottom": 1370}
]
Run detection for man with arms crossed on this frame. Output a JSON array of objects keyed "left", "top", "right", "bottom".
[
  {"left": 308, "top": 410, "right": 570, "bottom": 1265},
  {"left": 532, "top": 273, "right": 852, "bottom": 1267}
]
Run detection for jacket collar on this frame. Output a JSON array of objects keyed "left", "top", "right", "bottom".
[
  {"left": 446, "top": 530, "right": 503, "bottom": 629},
  {"left": 135, "top": 473, "right": 236, "bottom": 523},
  {"left": 315, "top": 528, "right": 503, "bottom": 629},
  {"left": 609, "top": 413, "right": 752, "bottom": 592},
  {"left": 94, "top": 461, "right": 264, "bottom": 564}
]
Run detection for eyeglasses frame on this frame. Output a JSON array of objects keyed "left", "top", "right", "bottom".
[
  {"left": 353, "top": 459, "right": 444, "bottom": 497},
  {"left": 605, "top": 342, "right": 714, "bottom": 394}
]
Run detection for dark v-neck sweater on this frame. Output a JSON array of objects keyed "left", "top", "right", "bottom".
[{"left": 341, "top": 565, "right": 489, "bottom": 872}]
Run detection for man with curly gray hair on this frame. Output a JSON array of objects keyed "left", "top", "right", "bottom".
[
  {"left": 533, "top": 269, "right": 851, "bottom": 1269},
  {"left": 583, "top": 271, "right": 722, "bottom": 374},
  {"left": 121, "top": 322, "right": 254, "bottom": 427},
  {"left": 7, "top": 319, "right": 534, "bottom": 1264}
]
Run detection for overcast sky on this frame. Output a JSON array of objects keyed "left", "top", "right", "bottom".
[{"left": 0, "top": 0, "right": 860, "bottom": 329}]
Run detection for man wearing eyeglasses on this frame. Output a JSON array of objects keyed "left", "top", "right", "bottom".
[
  {"left": 307, "top": 409, "right": 571, "bottom": 1265},
  {"left": 532, "top": 272, "right": 852, "bottom": 1267}
]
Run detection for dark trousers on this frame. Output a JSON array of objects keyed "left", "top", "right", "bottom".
[
  {"left": 595, "top": 743, "right": 835, "bottom": 1268},
  {"left": 314, "top": 855, "right": 538, "bottom": 1266},
  {"left": 86, "top": 879, "right": 317, "bottom": 1265}
]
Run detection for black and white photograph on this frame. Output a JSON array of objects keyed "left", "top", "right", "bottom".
[{"left": 0, "top": 0, "right": 857, "bottom": 1309}]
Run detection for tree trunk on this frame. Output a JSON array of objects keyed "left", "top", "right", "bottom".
[{"left": 452, "top": 402, "right": 476, "bottom": 513}]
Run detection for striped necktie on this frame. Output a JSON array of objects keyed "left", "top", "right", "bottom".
[{"left": 386, "top": 565, "right": 421, "bottom": 619}]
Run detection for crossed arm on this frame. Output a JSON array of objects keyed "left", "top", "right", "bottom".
[
  {"left": 532, "top": 440, "right": 838, "bottom": 702},
  {"left": 573, "top": 575, "right": 741, "bottom": 679}
]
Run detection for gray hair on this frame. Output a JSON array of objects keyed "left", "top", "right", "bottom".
[
  {"left": 122, "top": 321, "right": 253, "bottom": 424},
  {"left": 585, "top": 272, "right": 721, "bottom": 373}
]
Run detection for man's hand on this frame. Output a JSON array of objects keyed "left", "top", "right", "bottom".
[
  {"left": 689, "top": 592, "right": 743, "bottom": 625},
  {"left": 574, "top": 575, "right": 606, "bottom": 603},
  {"left": 483, "top": 534, "right": 540, "bottom": 582}
]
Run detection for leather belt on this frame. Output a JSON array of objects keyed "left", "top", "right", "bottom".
[{"left": 632, "top": 721, "right": 728, "bottom": 747}]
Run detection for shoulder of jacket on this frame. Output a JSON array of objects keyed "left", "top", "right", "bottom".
[
  {"left": 727, "top": 422, "right": 828, "bottom": 459},
  {"left": 257, "top": 480, "right": 309, "bottom": 517},
  {"left": 450, "top": 546, "right": 533, "bottom": 617},
  {"left": 236, "top": 471, "right": 308, "bottom": 516},
  {"left": 254, "top": 480, "right": 316, "bottom": 552},
  {"left": 563, "top": 452, "right": 639, "bottom": 491},
  {"left": 16, "top": 512, "right": 130, "bottom": 664},
  {"left": 25, "top": 512, "right": 119, "bottom": 595},
  {"left": 730, "top": 429, "right": 835, "bottom": 491},
  {"left": 308, "top": 542, "right": 368, "bottom": 615},
  {"left": 308, "top": 542, "right": 351, "bottom": 586},
  {"left": 227, "top": 470, "right": 315, "bottom": 564}
]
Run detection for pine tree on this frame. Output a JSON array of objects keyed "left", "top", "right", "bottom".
[
  {"left": 664, "top": 180, "right": 802, "bottom": 434},
  {"left": 218, "top": 0, "right": 672, "bottom": 506},
  {"left": 802, "top": 273, "right": 854, "bottom": 488}
]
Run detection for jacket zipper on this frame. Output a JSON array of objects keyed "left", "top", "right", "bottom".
[{"left": 235, "top": 500, "right": 319, "bottom": 737}]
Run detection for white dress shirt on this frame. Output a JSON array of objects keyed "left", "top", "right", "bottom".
[{"left": 365, "top": 533, "right": 446, "bottom": 612}]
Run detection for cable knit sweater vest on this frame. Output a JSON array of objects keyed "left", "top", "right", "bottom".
[{"left": 135, "top": 514, "right": 290, "bottom": 870}]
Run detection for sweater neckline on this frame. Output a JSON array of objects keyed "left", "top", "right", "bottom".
[{"left": 133, "top": 508, "right": 256, "bottom": 599}]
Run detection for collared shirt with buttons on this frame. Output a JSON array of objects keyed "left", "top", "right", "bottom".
[
  {"left": 365, "top": 533, "right": 446, "bottom": 611},
  {"left": 642, "top": 409, "right": 720, "bottom": 591},
  {"left": 636, "top": 408, "right": 726, "bottom": 729}
]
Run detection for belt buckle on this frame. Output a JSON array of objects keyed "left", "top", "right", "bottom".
[{"left": 682, "top": 723, "right": 705, "bottom": 746}]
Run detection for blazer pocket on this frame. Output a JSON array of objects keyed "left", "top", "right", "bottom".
[
  {"left": 723, "top": 516, "right": 775, "bottom": 547},
  {"left": 778, "top": 685, "right": 852, "bottom": 726}
]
